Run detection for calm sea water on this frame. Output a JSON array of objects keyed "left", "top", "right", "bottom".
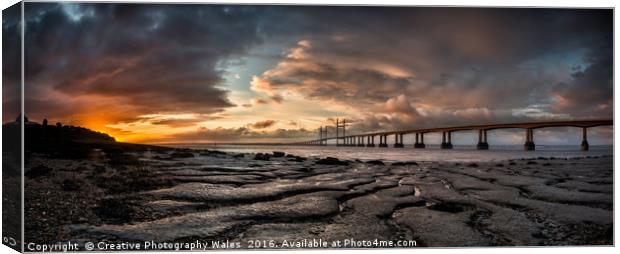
[{"left": 166, "top": 144, "right": 613, "bottom": 162}]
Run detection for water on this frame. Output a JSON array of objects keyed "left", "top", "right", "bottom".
[{"left": 166, "top": 144, "right": 613, "bottom": 162}]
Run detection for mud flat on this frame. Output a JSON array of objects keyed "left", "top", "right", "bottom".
[{"left": 24, "top": 147, "right": 613, "bottom": 247}]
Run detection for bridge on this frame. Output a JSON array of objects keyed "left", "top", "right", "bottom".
[{"left": 293, "top": 119, "right": 613, "bottom": 151}]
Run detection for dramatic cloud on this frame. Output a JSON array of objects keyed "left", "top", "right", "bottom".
[
  {"left": 550, "top": 43, "right": 613, "bottom": 117},
  {"left": 8, "top": 4, "right": 612, "bottom": 143},
  {"left": 21, "top": 3, "right": 267, "bottom": 126},
  {"left": 249, "top": 7, "right": 612, "bottom": 134},
  {"left": 2, "top": 3, "right": 21, "bottom": 123}
]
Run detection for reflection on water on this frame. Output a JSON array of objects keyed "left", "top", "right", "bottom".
[{"left": 166, "top": 144, "right": 613, "bottom": 162}]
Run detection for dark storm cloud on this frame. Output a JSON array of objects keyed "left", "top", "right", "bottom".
[
  {"left": 16, "top": 3, "right": 612, "bottom": 141},
  {"left": 23, "top": 3, "right": 268, "bottom": 120},
  {"left": 251, "top": 7, "right": 612, "bottom": 132},
  {"left": 551, "top": 43, "right": 613, "bottom": 117},
  {"left": 2, "top": 3, "right": 22, "bottom": 123}
]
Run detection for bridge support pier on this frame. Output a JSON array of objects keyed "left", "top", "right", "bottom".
[
  {"left": 379, "top": 135, "right": 388, "bottom": 147},
  {"left": 358, "top": 136, "right": 365, "bottom": 147},
  {"left": 581, "top": 128, "right": 589, "bottom": 151},
  {"left": 476, "top": 129, "right": 489, "bottom": 150},
  {"left": 441, "top": 131, "right": 453, "bottom": 149},
  {"left": 414, "top": 133, "right": 425, "bottom": 148},
  {"left": 524, "top": 128, "right": 535, "bottom": 151},
  {"left": 366, "top": 136, "right": 375, "bottom": 147},
  {"left": 394, "top": 133, "right": 404, "bottom": 148}
]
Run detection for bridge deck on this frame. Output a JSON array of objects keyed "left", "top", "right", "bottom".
[{"left": 300, "top": 119, "right": 612, "bottom": 143}]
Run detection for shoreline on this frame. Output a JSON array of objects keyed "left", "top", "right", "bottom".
[
  {"left": 16, "top": 141, "right": 613, "bottom": 247},
  {"left": 162, "top": 142, "right": 614, "bottom": 164}
]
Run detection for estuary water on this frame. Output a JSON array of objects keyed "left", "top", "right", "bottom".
[{"left": 166, "top": 144, "right": 613, "bottom": 162}]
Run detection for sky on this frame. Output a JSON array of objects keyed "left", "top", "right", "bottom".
[{"left": 2, "top": 3, "right": 613, "bottom": 144}]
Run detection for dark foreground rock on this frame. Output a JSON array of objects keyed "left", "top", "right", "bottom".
[
  {"left": 365, "top": 160, "right": 385, "bottom": 165},
  {"left": 254, "top": 153, "right": 271, "bottom": 161},
  {"left": 23, "top": 143, "right": 613, "bottom": 248},
  {"left": 272, "top": 151, "right": 286, "bottom": 157},
  {"left": 392, "top": 161, "right": 418, "bottom": 166},
  {"left": 315, "top": 157, "right": 350, "bottom": 166}
]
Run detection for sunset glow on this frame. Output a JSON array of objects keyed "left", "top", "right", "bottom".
[{"left": 3, "top": 4, "right": 612, "bottom": 144}]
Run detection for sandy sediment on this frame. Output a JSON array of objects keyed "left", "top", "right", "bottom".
[{"left": 24, "top": 148, "right": 613, "bottom": 247}]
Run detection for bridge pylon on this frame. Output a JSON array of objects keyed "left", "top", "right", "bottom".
[
  {"left": 476, "top": 129, "right": 489, "bottom": 150},
  {"left": 524, "top": 128, "right": 535, "bottom": 151}
]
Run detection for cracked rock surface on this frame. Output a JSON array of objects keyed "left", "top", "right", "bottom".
[{"left": 26, "top": 149, "right": 612, "bottom": 247}]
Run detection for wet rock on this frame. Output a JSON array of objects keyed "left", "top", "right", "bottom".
[
  {"left": 254, "top": 153, "right": 271, "bottom": 161},
  {"left": 288, "top": 156, "right": 306, "bottom": 162},
  {"left": 466, "top": 163, "right": 479, "bottom": 168},
  {"left": 29, "top": 142, "right": 612, "bottom": 247},
  {"left": 395, "top": 206, "right": 492, "bottom": 246},
  {"left": 62, "top": 179, "right": 81, "bottom": 191},
  {"left": 86, "top": 194, "right": 340, "bottom": 242},
  {"left": 26, "top": 165, "right": 53, "bottom": 178},
  {"left": 233, "top": 154, "right": 245, "bottom": 159},
  {"left": 315, "top": 157, "right": 349, "bottom": 166},
  {"left": 144, "top": 178, "right": 374, "bottom": 203},
  {"left": 366, "top": 160, "right": 385, "bottom": 166},
  {"left": 427, "top": 201, "right": 474, "bottom": 213},
  {"left": 542, "top": 163, "right": 551, "bottom": 166},
  {"left": 495, "top": 164, "right": 504, "bottom": 167},
  {"left": 272, "top": 151, "right": 286, "bottom": 157},
  {"left": 95, "top": 198, "right": 136, "bottom": 223},
  {"left": 170, "top": 151, "right": 194, "bottom": 158},
  {"left": 93, "top": 165, "right": 107, "bottom": 174},
  {"left": 509, "top": 162, "right": 516, "bottom": 165},
  {"left": 199, "top": 150, "right": 226, "bottom": 157},
  {"left": 527, "top": 161, "right": 538, "bottom": 165},
  {"left": 392, "top": 161, "right": 419, "bottom": 166},
  {"left": 144, "top": 200, "right": 203, "bottom": 213}
]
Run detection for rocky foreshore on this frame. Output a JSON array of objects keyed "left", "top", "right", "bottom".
[{"left": 23, "top": 146, "right": 613, "bottom": 247}]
